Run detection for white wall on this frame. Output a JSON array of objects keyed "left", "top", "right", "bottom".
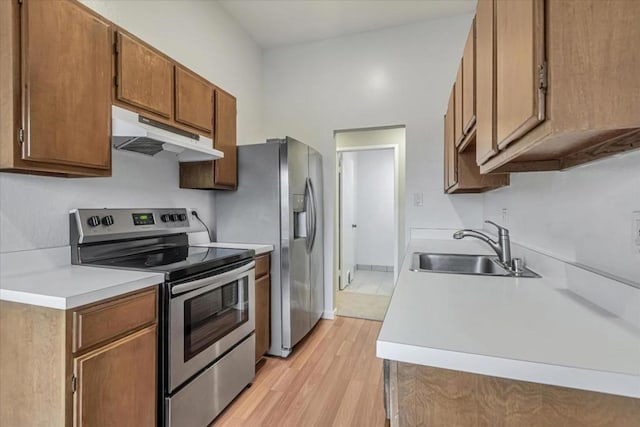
[
  {"left": 484, "top": 151, "right": 640, "bottom": 286},
  {"left": 0, "top": 0, "right": 263, "bottom": 253},
  {"left": 355, "top": 150, "right": 395, "bottom": 267},
  {"left": 263, "top": 13, "right": 483, "bottom": 314}
]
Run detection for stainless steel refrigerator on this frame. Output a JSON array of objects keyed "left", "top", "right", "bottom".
[{"left": 214, "top": 137, "right": 324, "bottom": 357}]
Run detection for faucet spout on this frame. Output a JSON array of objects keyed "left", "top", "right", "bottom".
[{"left": 452, "top": 223, "right": 512, "bottom": 266}]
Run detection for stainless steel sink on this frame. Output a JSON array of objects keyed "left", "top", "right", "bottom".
[{"left": 410, "top": 253, "right": 540, "bottom": 278}]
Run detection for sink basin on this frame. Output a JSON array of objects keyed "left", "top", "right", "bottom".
[{"left": 410, "top": 253, "right": 540, "bottom": 278}]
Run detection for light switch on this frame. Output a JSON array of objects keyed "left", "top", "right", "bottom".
[{"left": 413, "top": 193, "right": 423, "bottom": 207}]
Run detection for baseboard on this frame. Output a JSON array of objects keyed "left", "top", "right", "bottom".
[
  {"left": 322, "top": 308, "right": 337, "bottom": 320},
  {"left": 356, "top": 264, "right": 393, "bottom": 272}
]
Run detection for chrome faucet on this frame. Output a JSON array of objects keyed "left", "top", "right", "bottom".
[{"left": 453, "top": 221, "right": 512, "bottom": 267}]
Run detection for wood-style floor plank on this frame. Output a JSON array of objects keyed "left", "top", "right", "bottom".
[{"left": 212, "top": 317, "right": 386, "bottom": 427}]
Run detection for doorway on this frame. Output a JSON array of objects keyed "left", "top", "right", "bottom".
[{"left": 334, "top": 126, "right": 405, "bottom": 321}]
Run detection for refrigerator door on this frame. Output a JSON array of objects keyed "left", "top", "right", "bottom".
[
  {"left": 281, "top": 138, "right": 311, "bottom": 351},
  {"left": 308, "top": 147, "right": 325, "bottom": 326}
]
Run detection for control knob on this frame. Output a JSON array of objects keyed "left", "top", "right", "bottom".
[
  {"left": 161, "top": 214, "right": 170, "bottom": 223},
  {"left": 178, "top": 213, "right": 187, "bottom": 222},
  {"left": 101, "top": 215, "right": 114, "bottom": 226},
  {"left": 87, "top": 216, "right": 100, "bottom": 227},
  {"left": 170, "top": 214, "right": 180, "bottom": 222}
]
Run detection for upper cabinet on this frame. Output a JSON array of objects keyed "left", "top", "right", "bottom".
[
  {"left": 444, "top": 14, "right": 508, "bottom": 194},
  {"left": 113, "top": 29, "right": 237, "bottom": 187},
  {"left": 456, "top": 19, "right": 477, "bottom": 152},
  {"left": 478, "top": 0, "right": 640, "bottom": 173},
  {"left": 1, "top": 0, "right": 112, "bottom": 177},
  {"left": 461, "top": 19, "right": 476, "bottom": 138},
  {"left": 179, "top": 89, "right": 238, "bottom": 190},
  {"left": 1, "top": 0, "right": 236, "bottom": 180},
  {"left": 115, "top": 32, "right": 173, "bottom": 119},
  {"left": 454, "top": 63, "right": 464, "bottom": 147},
  {"left": 475, "top": 0, "right": 497, "bottom": 165},
  {"left": 444, "top": 79, "right": 508, "bottom": 194},
  {"left": 214, "top": 89, "right": 238, "bottom": 189},
  {"left": 175, "top": 66, "right": 214, "bottom": 135},
  {"left": 494, "top": 0, "right": 545, "bottom": 150},
  {"left": 444, "top": 88, "right": 456, "bottom": 191}
]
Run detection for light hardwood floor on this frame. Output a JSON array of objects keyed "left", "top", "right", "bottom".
[{"left": 212, "top": 317, "right": 386, "bottom": 427}]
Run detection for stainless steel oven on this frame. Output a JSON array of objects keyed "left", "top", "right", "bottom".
[
  {"left": 69, "top": 208, "right": 258, "bottom": 427},
  {"left": 168, "top": 260, "right": 255, "bottom": 391}
]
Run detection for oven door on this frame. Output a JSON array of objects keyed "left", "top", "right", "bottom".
[{"left": 169, "top": 260, "right": 255, "bottom": 392}]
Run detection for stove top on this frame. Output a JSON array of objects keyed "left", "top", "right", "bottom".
[
  {"left": 87, "top": 246, "right": 254, "bottom": 282},
  {"left": 70, "top": 208, "right": 255, "bottom": 282}
]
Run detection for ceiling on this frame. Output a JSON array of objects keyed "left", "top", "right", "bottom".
[{"left": 217, "top": 0, "right": 477, "bottom": 48}]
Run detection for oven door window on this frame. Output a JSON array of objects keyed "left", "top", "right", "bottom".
[{"left": 183, "top": 279, "right": 248, "bottom": 361}]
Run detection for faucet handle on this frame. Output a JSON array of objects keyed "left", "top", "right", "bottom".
[{"left": 485, "top": 220, "right": 509, "bottom": 235}]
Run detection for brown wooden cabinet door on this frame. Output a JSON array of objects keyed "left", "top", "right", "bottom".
[
  {"left": 116, "top": 31, "right": 173, "bottom": 118},
  {"left": 476, "top": 0, "right": 498, "bottom": 165},
  {"left": 175, "top": 66, "right": 214, "bottom": 134},
  {"left": 214, "top": 89, "right": 238, "bottom": 189},
  {"left": 21, "top": 0, "right": 111, "bottom": 169},
  {"left": 495, "top": 0, "right": 545, "bottom": 149},
  {"left": 254, "top": 273, "right": 270, "bottom": 363},
  {"left": 444, "top": 87, "right": 457, "bottom": 190},
  {"left": 454, "top": 63, "right": 464, "bottom": 146},
  {"left": 462, "top": 19, "right": 476, "bottom": 135},
  {"left": 74, "top": 325, "right": 157, "bottom": 427}
]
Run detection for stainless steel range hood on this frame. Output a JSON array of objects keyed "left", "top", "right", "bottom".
[{"left": 111, "top": 106, "right": 223, "bottom": 162}]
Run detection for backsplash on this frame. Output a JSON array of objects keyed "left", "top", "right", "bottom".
[
  {"left": 0, "top": 150, "right": 215, "bottom": 253},
  {"left": 484, "top": 150, "right": 640, "bottom": 286}
]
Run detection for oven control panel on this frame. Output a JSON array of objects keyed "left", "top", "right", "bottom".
[
  {"left": 70, "top": 208, "right": 192, "bottom": 243},
  {"left": 133, "top": 212, "right": 155, "bottom": 226}
]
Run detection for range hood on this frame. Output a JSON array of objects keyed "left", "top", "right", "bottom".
[{"left": 111, "top": 106, "right": 223, "bottom": 162}]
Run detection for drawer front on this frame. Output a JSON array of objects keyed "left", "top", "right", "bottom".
[
  {"left": 255, "top": 254, "right": 270, "bottom": 279},
  {"left": 73, "top": 287, "right": 157, "bottom": 353}
]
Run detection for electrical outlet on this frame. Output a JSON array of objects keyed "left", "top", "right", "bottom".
[
  {"left": 634, "top": 211, "right": 640, "bottom": 252},
  {"left": 413, "top": 192, "right": 423, "bottom": 207}
]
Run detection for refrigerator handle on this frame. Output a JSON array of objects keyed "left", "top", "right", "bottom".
[
  {"left": 304, "top": 178, "right": 313, "bottom": 253},
  {"left": 307, "top": 178, "right": 317, "bottom": 252}
]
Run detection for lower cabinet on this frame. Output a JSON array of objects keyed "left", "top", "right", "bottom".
[
  {"left": 74, "top": 326, "right": 157, "bottom": 427},
  {"left": 254, "top": 253, "right": 271, "bottom": 363},
  {"left": 385, "top": 361, "right": 640, "bottom": 427},
  {"left": 0, "top": 286, "right": 158, "bottom": 426}
]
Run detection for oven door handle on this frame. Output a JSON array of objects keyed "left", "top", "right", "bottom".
[{"left": 171, "top": 261, "right": 255, "bottom": 296}]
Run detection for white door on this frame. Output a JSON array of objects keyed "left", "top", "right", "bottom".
[{"left": 339, "top": 152, "right": 357, "bottom": 290}]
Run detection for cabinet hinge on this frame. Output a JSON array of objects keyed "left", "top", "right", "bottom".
[
  {"left": 18, "top": 128, "right": 24, "bottom": 144},
  {"left": 537, "top": 61, "right": 547, "bottom": 121},
  {"left": 538, "top": 61, "right": 548, "bottom": 90},
  {"left": 71, "top": 375, "right": 77, "bottom": 393}
]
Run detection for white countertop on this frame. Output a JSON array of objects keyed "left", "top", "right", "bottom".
[
  {"left": 377, "top": 238, "right": 640, "bottom": 398},
  {"left": 192, "top": 242, "right": 274, "bottom": 255},
  {"left": 0, "top": 240, "right": 273, "bottom": 310},
  {"left": 0, "top": 247, "right": 163, "bottom": 309}
]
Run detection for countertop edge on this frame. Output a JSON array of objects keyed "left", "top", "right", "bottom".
[
  {"left": 0, "top": 275, "right": 162, "bottom": 309},
  {"left": 193, "top": 242, "right": 275, "bottom": 255},
  {"left": 376, "top": 340, "right": 640, "bottom": 399}
]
